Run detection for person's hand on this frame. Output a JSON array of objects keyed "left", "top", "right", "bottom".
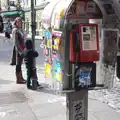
[{"left": 21, "top": 53, "right": 24, "bottom": 57}]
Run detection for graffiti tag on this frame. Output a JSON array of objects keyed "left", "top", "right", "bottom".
[{"left": 73, "top": 100, "right": 84, "bottom": 120}]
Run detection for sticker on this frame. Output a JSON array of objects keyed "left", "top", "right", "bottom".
[
  {"left": 53, "top": 60, "right": 62, "bottom": 82},
  {"left": 44, "top": 63, "right": 51, "bottom": 78},
  {"left": 44, "top": 30, "right": 51, "bottom": 39},
  {"left": 79, "top": 67, "right": 92, "bottom": 87}
]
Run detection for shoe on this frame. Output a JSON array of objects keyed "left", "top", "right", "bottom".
[
  {"left": 19, "top": 71, "right": 26, "bottom": 83},
  {"left": 16, "top": 80, "right": 26, "bottom": 84},
  {"left": 16, "top": 72, "right": 26, "bottom": 84},
  {"left": 10, "top": 62, "right": 16, "bottom": 66},
  {"left": 27, "top": 85, "right": 32, "bottom": 89},
  {"left": 37, "top": 81, "right": 40, "bottom": 86}
]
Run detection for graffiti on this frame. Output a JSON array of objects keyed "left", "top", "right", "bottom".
[
  {"left": 104, "top": 15, "right": 119, "bottom": 25},
  {"left": 113, "top": 23, "right": 119, "bottom": 28},
  {"left": 102, "top": 29, "right": 118, "bottom": 65},
  {"left": 111, "top": 15, "right": 119, "bottom": 23},
  {"left": 73, "top": 100, "right": 84, "bottom": 120},
  {"left": 103, "top": 4, "right": 115, "bottom": 14}
]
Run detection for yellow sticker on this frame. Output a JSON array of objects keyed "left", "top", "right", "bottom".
[{"left": 45, "top": 63, "right": 51, "bottom": 77}]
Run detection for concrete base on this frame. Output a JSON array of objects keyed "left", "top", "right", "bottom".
[{"left": 66, "top": 90, "right": 88, "bottom": 120}]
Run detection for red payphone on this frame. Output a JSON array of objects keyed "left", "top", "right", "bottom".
[{"left": 69, "top": 24, "right": 99, "bottom": 63}]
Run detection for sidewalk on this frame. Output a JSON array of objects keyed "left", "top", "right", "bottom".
[{"left": 0, "top": 63, "right": 120, "bottom": 120}]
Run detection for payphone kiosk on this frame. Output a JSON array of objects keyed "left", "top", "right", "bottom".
[
  {"left": 41, "top": 0, "right": 110, "bottom": 91},
  {"left": 41, "top": 0, "right": 119, "bottom": 119},
  {"left": 69, "top": 24, "right": 99, "bottom": 89}
]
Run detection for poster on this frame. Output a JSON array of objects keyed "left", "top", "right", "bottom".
[
  {"left": 86, "top": 1, "right": 96, "bottom": 13},
  {"left": 53, "top": 60, "right": 62, "bottom": 82},
  {"left": 79, "top": 67, "right": 92, "bottom": 87},
  {"left": 53, "top": 38, "right": 60, "bottom": 50},
  {"left": 76, "top": 1, "right": 85, "bottom": 15},
  {"left": 75, "top": 65, "right": 92, "bottom": 88},
  {"left": 68, "top": 1, "right": 85, "bottom": 16},
  {"left": 44, "top": 63, "right": 51, "bottom": 78},
  {"left": 44, "top": 30, "right": 51, "bottom": 40},
  {"left": 102, "top": 29, "right": 119, "bottom": 65}
]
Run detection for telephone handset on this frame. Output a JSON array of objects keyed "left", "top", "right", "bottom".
[{"left": 72, "top": 32, "right": 79, "bottom": 53}]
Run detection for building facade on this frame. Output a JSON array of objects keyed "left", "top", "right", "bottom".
[
  {"left": 24, "top": 0, "right": 53, "bottom": 39},
  {"left": 0, "top": 0, "right": 24, "bottom": 25}
]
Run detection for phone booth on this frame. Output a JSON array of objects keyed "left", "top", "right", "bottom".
[
  {"left": 41, "top": 0, "right": 107, "bottom": 91},
  {"left": 41, "top": 0, "right": 119, "bottom": 119}
]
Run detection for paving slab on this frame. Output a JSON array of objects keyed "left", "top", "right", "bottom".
[{"left": 0, "top": 63, "right": 120, "bottom": 120}]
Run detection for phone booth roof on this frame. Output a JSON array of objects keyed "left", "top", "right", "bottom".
[
  {"left": 41, "top": 0, "right": 61, "bottom": 29},
  {"left": 41, "top": 0, "right": 120, "bottom": 30},
  {"left": 41, "top": 0, "right": 73, "bottom": 30}
]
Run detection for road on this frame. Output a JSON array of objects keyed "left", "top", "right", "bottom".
[{"left": 0, "top": 35, "right": 44, "bottom": 65}]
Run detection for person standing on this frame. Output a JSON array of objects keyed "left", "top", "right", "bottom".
[
  {"left": 12, "top": 17, "right": 26, "bottom": 84},
  {"left": 24, "top": 39, "right": 39, "bottom": 89},
  {"left": 4, "top": 19, "right": 12, "bottom": 42}
]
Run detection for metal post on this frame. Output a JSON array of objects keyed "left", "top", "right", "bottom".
[
  {"left": 7, "top": 0, "right": 10, "bottom": 11},
  {"left": 63, "top": 22, "right": 88, "bottom": 120},
  {"left": 17, "top": 0, "right": 21, "bottom": 10},
  {"left": 66, "top": 90, "right": 88, "bottom": 120},
  {"left": 31, "top": 0, "right": 36, "bottom": 51},
  {"left": 31, "top": 0, "right": 38, "bottom": 85}
]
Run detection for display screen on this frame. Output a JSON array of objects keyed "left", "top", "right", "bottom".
[{"left": 83, "top": 34, "right": 90, "bottom": 41}]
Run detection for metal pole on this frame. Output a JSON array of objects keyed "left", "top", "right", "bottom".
[
  {"left": 31, "top": 0, "right": 38, "bottom": 82},
  {"left": 7, "top": 0, "right": 10, "bottom": 11},
  {"left": 31, "top": 0, "right": 36, "bottom": 51},
  {"left": 31, "top": 0, "right": 37, "bottom": 68},
  {"left": 66, "top": 90, "right": 88, "bottom": 120}
]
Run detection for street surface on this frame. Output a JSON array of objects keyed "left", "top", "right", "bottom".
[
  {"left": 0, "top": 34, "right": 120, "bottom": 120},
  {"left": 0, "top": 34, "right": 44, "bottom": 65}
]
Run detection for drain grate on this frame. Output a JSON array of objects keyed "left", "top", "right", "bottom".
[{"left": 0, "top": 92, "right": 28, "bottom": 105}]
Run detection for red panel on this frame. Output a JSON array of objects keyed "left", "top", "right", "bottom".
[{"left": 69, "top": 24, "right": 100, "bottom": 63}]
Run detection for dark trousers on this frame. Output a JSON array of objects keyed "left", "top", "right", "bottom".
[
  {"left": 10, "top": 46, "right": 16, "bottom": 65},
  {"left": 5, "top": 32, "right": 10, "bottom": 39},
  {"left": 26, "top": 67, "right": 33, "bottom": 88},
  {"left": 16, "top": 52, "right": 23, "bottom": 73}
]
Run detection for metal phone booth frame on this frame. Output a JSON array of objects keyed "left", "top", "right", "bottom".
[{"left": 41, "top": 0, "right": 120, "bottom": 120}]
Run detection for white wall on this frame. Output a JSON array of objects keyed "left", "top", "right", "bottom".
[
  {"left": 24, "top": 0, "right": 56, "bottom": 8},
  {"left": 1, "top": 0, "right": 8, "bottom": 11},
  {"left": 24, "top": 0, "right": 31, "bottom": 8}
]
